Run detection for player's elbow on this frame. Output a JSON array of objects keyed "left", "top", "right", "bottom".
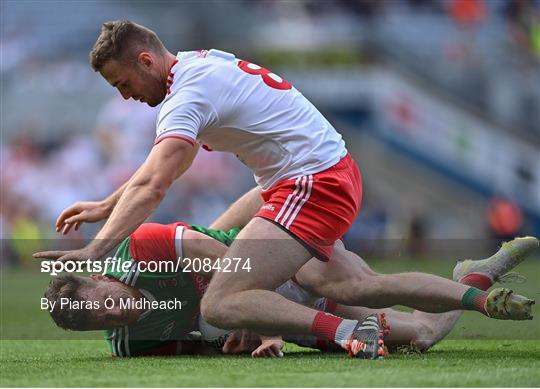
[
  {"left": 145, "top": 181, "right": 170, "bottom": 202},
  {"left": 143, "top": 172, "right": 175, "bottom": 198},
  {"left": 127, "top": 179, "right": 169, "bottom": 207},
  {"left": 148, "top": 178, "right": 171, "bottom": 201}
]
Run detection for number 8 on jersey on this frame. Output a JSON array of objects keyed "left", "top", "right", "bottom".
[{"left": 238, "top": 60, "right": 292, "bottom": 90}]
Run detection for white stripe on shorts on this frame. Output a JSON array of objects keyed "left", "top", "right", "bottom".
[
  {"left": 285, "top": 175, "right": 313, "bottom": 229},
  {"left": 274, "top": 175, "right": 313, "bottom": 229},
  {"left": 279, "top": 176, "right": 308, "bottom": 227},
  {"left": 274, "top": 177, "right": 302, "bottom": 224}
]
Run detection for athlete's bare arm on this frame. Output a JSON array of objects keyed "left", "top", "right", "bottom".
[
  {"left": 34, "top": 138, "right": 198, "bottom": 262},
  {"left": 93, "top": 138, "right": 198, "bottom": 248},
  {"left": 56, "top": 180, "right": 129, "bottom": 235},
  {"left": 223, "top": 330, "right": 284, "bottom": 357},
  {"left": 209, "top": 186, "right": 263, "bottom": 230}
]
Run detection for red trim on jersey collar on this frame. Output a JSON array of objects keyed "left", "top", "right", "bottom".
[{"left": 166, "top": 58, "right": 179, "bottom": 95}]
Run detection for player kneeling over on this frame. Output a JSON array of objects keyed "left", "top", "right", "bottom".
[{"left": 42, "top": 222, "right": 537, "bottom": 358}]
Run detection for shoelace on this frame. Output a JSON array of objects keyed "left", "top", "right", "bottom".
[
  {"left": 345, "top": 338, "right": 366, "bottom": 358},
  {"left": 379, "top": 313, "right": 391, "bottom": 337},
  {"left": 497, "top": 272, "right": 527, "bottom": 284}
]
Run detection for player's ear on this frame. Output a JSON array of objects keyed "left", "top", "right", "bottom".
[{"left": 137, "top": 52, "right": 153, "bottom": 69}]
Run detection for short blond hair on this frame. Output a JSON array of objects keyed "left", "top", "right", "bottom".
[{"left": 90, "top": 20, "right": 166, "bottom": 71}]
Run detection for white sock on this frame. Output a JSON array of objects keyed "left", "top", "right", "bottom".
[{"left": 335, "top": 319, "right": 358, "bottom": 348}]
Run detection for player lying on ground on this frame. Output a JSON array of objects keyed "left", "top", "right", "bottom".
[
  {"left": 38, "top": 21, "right": 538, "bottom": 359},
  {"left": 35, "top": 20, "right": 471, "bottom": 359},
  {"left": 43, "top": 220, "right": 538, "bottom": 357}
]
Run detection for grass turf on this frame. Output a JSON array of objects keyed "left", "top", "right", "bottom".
[
  {"left": 1, "top": 340, "right": 539, "bottom": 387},
  {"left": 1, "top": 259, "right": 539, "bottom": 387}
]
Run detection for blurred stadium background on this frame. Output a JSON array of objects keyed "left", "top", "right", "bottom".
[
  {"left": 1, "top": 0, "right": 539, "bottom": 266},
  {"left": 1, "top": 4, "right": 540, "bottom": 386}
]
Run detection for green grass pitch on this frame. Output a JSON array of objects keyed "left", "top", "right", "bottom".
[{"left": 1, "top": 259, "right": 539, "bottom": 387}]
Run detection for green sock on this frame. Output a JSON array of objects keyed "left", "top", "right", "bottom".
[{"left": 461, "top": 287, "right": 488, "bottom": 315}]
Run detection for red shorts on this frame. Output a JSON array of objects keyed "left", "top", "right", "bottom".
[{"left": 255, "top": 153, "right": 362, "bottom": 261}]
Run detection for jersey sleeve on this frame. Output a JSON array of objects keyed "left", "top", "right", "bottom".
[
  {"left": 105, "top": 329, "right": 184, "bottom": 357},
  {"left": 129, "top": 222, "right": 191, "bottom": 264},
  {"left": 155, "top": 89, "right": 219, "bottom": 145}
]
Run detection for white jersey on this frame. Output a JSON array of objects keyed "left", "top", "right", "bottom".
[{"left": 155, "top": 49, "right": 347, "bottom": 189}]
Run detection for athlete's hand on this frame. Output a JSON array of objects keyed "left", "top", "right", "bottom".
[
  {"left": 56, "top": 201, "right": 112, "bottom": 235},
  {"left": 33, "top": 246, "right": 101, "bottom": 263},
  {"left": 223, "top": 331, "right": 284, "bottom": 357},
  {"left": 222, "top": 330, "right": 261, "bottom": 354},
  {"left": 251, "top": 336, "right": 284, "bottom": 358}
]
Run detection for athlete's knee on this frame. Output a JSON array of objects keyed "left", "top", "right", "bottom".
[
  {"left": 200, "top": 292, "right": 221, "bottom": 327},
  {"left": 295, "top": 269, "right": 326, "bottom": 295},
  {"left": 200, "top": 291, "right": 237, "bottom": 329}
]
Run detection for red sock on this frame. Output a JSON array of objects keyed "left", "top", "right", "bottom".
[
  {"left": 460, "top": 273, "right": 492, "bottom": 291},
  {"left": 311, "top": 311, "right": 343, "bottom": 341}
]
